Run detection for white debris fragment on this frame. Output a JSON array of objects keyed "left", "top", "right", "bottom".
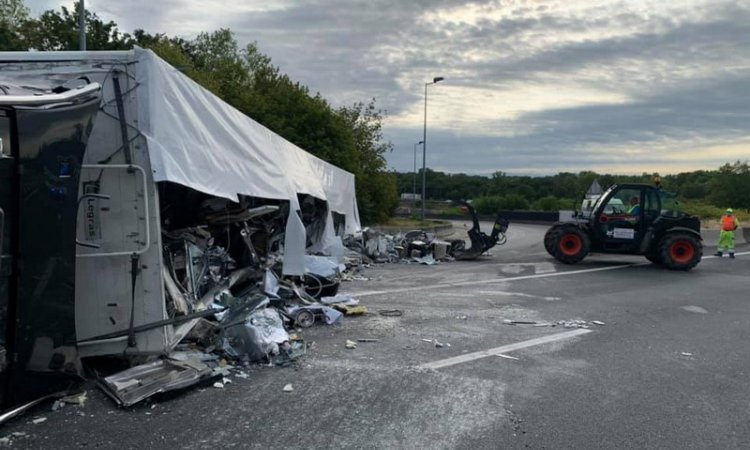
[
  {"left": 345, "top": 340, "right": 357, "bottom": 349},
  {"left": 235, "top": 371, "right": 250, "bottom": 379},
  {"left": 62, "top": 392, "right": 88, "bottom": 406},
  {"left": 557, "top": 320, "right": 589, "bottom": 329},
  {"left": 496, "top": 354, "right": 519, "bottom": 360},
  {"left": 421, "top": 338, "right": 449, "bottom": 348},
  {"left": 212, "top": 382, "right": 224, "bottom": 389},
  {"left": 222, "top": 377, "right": 232, "bottom": 384},
  {"left": 591, "top": 321, "right": 606, "bottom": 326},
  {"left": 283, "top": 384, "right": 294, "bottom": 392},
  {"left": 31, "top": 417, "right": 47, "bottom": 424},
  {"left": 681, "top": 352, "right": 693, "bottom": 357}
]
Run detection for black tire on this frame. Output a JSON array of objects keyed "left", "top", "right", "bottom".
[
  {"left": 659, "top": 233, "right": 702, "bottom": 270},
  {"left": 551, "top": 227, "right": 590, "bottom": 264},
  {"left": 543, "top": 227, "right": 557, "bottom": 257},
  {"left": 295, "top": 310, "right": 315, "bottom": 328},
  {"left": 645, "top": 253, "right": 663, "bottom": 265}
]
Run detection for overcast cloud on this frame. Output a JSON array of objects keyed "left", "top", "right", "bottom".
[{"left": 28, "top": 0, "right": 750, "bottom": 175}]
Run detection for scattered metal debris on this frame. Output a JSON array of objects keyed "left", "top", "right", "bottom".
[
  {"left": 558, "top": 320, "right": 590, "bottom": 329},
  {"left": 98, "top": 359, "right": 217, "bottom": 407},
  {"left": 422, "top": 338, "right": 449, "bottom": 348},
  {"left": 345, "top": 340, "right": 357, "bottom": 349}
]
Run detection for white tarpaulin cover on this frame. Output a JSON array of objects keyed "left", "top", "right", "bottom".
[
  {"left": 134, "top": 48, "right": 360, "bottom": 229},
  {"left": 134, "top": 48, "right": 360, "bottom": 273}
]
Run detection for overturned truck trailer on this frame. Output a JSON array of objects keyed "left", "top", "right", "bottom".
[{"left": 0, "top": 49, "right": 361, "bottom": 368}]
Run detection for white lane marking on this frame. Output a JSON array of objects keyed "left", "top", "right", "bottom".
[
  {"left": 477, "top": 290, "right": 562, "bottom": 301},
  {"left": 417, "top": 329, "right": 593, "bottom": 370},
  {"left": 353, "top": 251, "right": 750, "bottom": 298},
  {"left": 681, "top": 305, "right": 708, "bottom": 314},
  {"left": 354, "top": 263, "right": 643, "bottom": 297}
]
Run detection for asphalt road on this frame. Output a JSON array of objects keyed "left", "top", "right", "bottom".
[{"left": 3, "top": 224, "right": 749, "bottom": 449}]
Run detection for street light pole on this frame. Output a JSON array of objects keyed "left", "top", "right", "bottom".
[
  {"left": 413, "top": 140, "right": 423, "bottom": 209},
  {"left": 79, "top": 0, "right": 86, "bottom": 51},
  {"left": 421, "top": 76, "right": 444, "bottom": 221}
]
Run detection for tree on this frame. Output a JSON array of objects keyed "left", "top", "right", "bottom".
[
  {"left": 338, "top": 100, "right": 398, "bottom": 223},
  {"left": 0, "top": 0, "right": 28, "bottom": 50},
  {"left": 20, "top": 1, "right": 130, "bottom": 51},
  {"left": 710, "top": 161, "right": 750, "bottom": 209}
]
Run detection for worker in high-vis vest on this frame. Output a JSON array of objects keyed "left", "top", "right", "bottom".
[{"left": 715, "top": 208, "right": 740, "bottom": 258}]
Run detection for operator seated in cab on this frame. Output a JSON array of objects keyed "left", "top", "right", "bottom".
[{"left": 627, "top": 196, "right": 641, "bottom": 216}]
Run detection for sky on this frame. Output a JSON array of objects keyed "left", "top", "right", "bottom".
[{"left": 27, "top": 0, "right": 750, "bottom": 176}]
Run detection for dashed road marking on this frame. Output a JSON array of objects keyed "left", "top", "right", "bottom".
[{"left": 417, "top": 328, "right": 593, "bottom": 370}]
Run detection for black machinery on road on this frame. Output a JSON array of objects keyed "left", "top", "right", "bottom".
[
  {"left": 450, "top": 201, "right": 510, "bottom": 260},
  {"left": 544, "top": 183, "right": 702, "bottom": 270}
]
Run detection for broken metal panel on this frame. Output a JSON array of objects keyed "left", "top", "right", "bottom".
[
  {"left": 221, "top": 307, "right": 290, "bottom": 362},
  {"left": 282, "top": 211, "right": 306, "bottom": 276},
  {"left": 99, "top": 358, "right": 213, "bottom": 407}
]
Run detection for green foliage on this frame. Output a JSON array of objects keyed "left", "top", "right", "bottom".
[
  {"left": 709, "top": 161, "right": 750, "bottom": 210},
  {"left": 474, "top": 194, "right": 530, "bottom": 213},
  {"left": 680, "top": 201, "right": 726, "bottom": 220},
  {"left": 0, "top": 0, "right": 28, "bottom": 49},
  {"left": 12, "top": 1, "right": 131, "bottom": 51},
  {"left": 532, "top": 196, "right": 570, "bottom": 211},
  {"left": 396, "top": 161, "right": 750, "bottom": 214}
]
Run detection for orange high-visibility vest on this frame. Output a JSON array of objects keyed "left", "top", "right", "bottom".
[{"left": 722, "top": 215, "right": 737, "bottom": 231}]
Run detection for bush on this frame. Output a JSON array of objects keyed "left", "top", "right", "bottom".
[
  {"left": 680, "top": 200, "right": 750, "bottom": 221},
  {"left": 533, "top": 196, "right": 561, "bottom": 211},
  {"left": 474, "top": 194, "right": 529, "bottom": 213}
]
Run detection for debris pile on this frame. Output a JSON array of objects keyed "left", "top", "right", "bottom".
[
  {"left": 95, "top": 196, "right": 368, "bottom": 408},
  {"left": 344, "top": 228, "right": 459, "bottom": 265}
]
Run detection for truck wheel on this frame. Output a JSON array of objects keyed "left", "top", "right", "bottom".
[
  {"left": 659, "top": 233, "right": 702, "bottom": 270},
  {"left": 543, "top": 227, "right": 557, "bottom": 256},
  {"left": 551, "top": 227, "right": 590, "bottom": 264}
]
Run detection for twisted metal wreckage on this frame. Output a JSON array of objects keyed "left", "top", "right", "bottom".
[{"left": 0, "top": 48, "right": 509, "bottom": 418}]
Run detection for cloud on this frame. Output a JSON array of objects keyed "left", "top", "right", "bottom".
[{"left": 22, "top": 0, "right": 750, "bottom": 175}]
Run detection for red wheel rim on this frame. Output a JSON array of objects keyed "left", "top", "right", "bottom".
[
  {"left": 670, "top": 240, "right": 695, "bottom": 264},
  {"left": 559, "top": 234, "right": 583, "bottom": 256}
]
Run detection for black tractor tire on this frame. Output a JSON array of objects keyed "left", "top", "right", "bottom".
[
  {"left": 543, "top": 227, "right": 557, "bottom": 257},
  {"left": 645, "top": 253, "right": 663, "bottom": 265},
  {"left": 551, "top": 227, "right": 591, "bottom": 264},
  {"left": 659, "top": 233, "right": 702, "bottom": 270}
]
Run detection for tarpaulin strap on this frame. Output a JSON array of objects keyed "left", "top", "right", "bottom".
[
  {"left": 111, "top": 75, "right": 132, "bottom": 166},
  {"left": 127, "top": 253, "right": 140, "bottom": 348}
]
